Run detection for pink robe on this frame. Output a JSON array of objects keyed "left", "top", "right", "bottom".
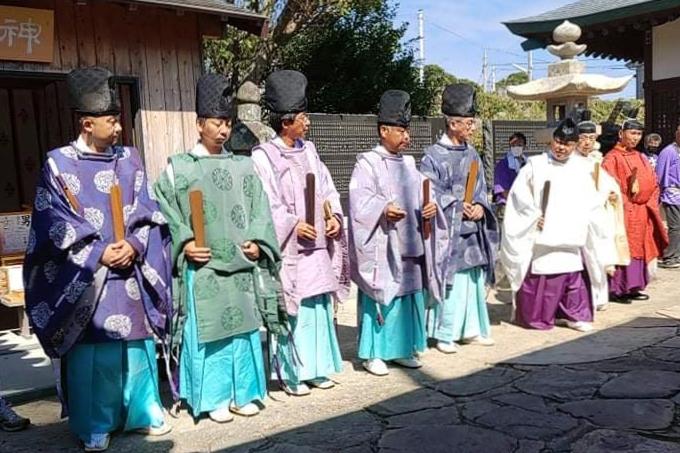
[{"left": 252, "top": 139, "right": 350, "bottom": 315}]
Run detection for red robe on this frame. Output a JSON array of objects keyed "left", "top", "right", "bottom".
[{"left": 602, "top": 144, "right": 668, "bottom": 263}]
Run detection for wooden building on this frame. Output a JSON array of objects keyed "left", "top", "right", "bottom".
[
  {"left": 0, "top": 0, "right": 266, "bottom": 213},
  {"left": 0, "top": 0, "right": 265, "bottom": 331},
  {"left": 505, "top": 0, "right": 680, "bottom": 145}
]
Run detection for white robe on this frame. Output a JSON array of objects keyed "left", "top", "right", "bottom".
[
  {"left": 578, "top": 151, "right": 631, "bottom": 306},
  {"left": 500, "top": 152, "right": 610, "bottom": 308}
]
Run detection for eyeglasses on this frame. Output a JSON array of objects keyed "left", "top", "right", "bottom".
[{"left": 454, "top": 119, "right": 477, "bottom": 129}]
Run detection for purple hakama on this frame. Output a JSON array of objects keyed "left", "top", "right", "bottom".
[
  {"left": 608, "top": 258, "right": 649, "bottom": 297},
  {"left": 515, "top": 270, "right": 593, "bottom": 330}
]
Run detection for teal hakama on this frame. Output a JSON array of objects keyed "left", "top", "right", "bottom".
[
  {"left": 358, "top": 290, "right": 427, "bottom": 361},
  {"left": 428, "top": 267, "right": 491, "bottom": 343},
  {"left": 180, "top": 267, "right": 266, "bottom": 415},
  {"left": 154, "top": 145, "right": 285, "bottom": 417},
  {"left": 275, "top": 294, "right": 342, "bottom": 384},
  {"left": 66, "top": 339, "right": 164, "bottom": 442}
]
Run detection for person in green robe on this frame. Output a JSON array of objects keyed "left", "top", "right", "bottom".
[{"left": 154, "top": 74, "right": 285, "bottom": 424}]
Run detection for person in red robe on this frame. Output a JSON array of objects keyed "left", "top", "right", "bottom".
[{"left": 602, "top": 118, "right": 668, "bottom": 303}]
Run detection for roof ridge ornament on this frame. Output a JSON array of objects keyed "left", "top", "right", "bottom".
[{"left": 548, "top": 20, "right": 587, "bottom": 60}]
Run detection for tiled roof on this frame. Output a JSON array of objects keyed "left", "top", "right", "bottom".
[
  {"left": 506, "top": 0, "right": 657, "bottom": 24},
  {"left": 504, "top": 0, "right": 680, "bottom": 60},
  {"left": 127, "top": 0, "right": 266, "bottom": 20}
]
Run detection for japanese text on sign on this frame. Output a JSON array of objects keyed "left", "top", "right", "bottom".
[{"left": 0, "top": 6, "right": 53, "bottom": 63}]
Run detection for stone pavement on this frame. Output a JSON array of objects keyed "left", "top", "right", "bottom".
[{"left": 4, "top": 269, "right": 680, "bottom": 452}]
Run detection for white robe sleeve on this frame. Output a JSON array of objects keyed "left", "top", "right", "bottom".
[{"left": 500, "top": 163, "right": 539, "bottom": 291}]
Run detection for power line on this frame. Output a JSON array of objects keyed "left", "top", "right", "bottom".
[{"left": 424, "top": 19, "right": 552, "bottom": 63}]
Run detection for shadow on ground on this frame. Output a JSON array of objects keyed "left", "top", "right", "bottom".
[
  {"left": 5, "top": 312, "right": 680, "bottom": 452},
  {"left": 219, "top": 315, "right": 680, "bottom": 453}
]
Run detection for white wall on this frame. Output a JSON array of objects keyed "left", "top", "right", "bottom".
[{"left": 653, "top": 18, "right": 680, "bottom": 81}]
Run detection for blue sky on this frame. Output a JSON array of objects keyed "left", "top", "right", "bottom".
[{"left": 392, "top": 0, "right": 637, "bottom": 99}]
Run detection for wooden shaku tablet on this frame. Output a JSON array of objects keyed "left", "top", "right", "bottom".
[
  {"left": 323, "top": 200, "right": 333, "bottom": 221},
  {"left": 464, "top": 160, "right": 479, "bottom": 204},
  {"left": 305, "top": 173, "right": 315, "bottom": 225},
  {"left": 189, "top": 190, "right": 206, "bottom": 248},
  {"left": 110, "top": 184, "right": 125, "bottom": 242},
  {"left": 541, "top": 180, "right": 551, "bottom": 218},
  {"left": 423, "top": 179, "right": 432, "bottom": 240}
]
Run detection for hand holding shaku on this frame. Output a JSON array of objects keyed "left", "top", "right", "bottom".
[{"left": 422, "top": 202, "right": 437, "bottom": 220}]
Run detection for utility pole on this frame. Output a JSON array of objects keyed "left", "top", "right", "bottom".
[
  {"left": 482, "top": 49, "right": 488, "bottom": 92},
  {"left": 491, "top": 65, "right": 496, "bottom": 92},
  {"left": 528, "top": 51, "right": 533, "bottom": 81},
  {"left": 418, "top": 9, "right": 425, "bottom": 84}
]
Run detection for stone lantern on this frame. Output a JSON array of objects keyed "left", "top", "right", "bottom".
[
  {"left": 228, "top": 81, "right": 275, "bottom": 155},
  {"left": 507, "top": 20, "right": 632, "bottom": 143}
]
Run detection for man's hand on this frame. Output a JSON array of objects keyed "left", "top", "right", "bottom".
[
  {"left": 631, "top": 180, "right": 640, "bottom": 196},
  {"left": 102, "top": 240, "right": 138, "bottom": 269},
  {"left": 422, "top": 202, "right": 437, "bottom": 220},
  {"left": 463, "top": 202, "right": 484, "bottom": 221},
  {"left": 184, "top": 240, "right": 211, "bottom": 264},
  {"left": 242, "top": 241, "right": 260, "bottom": 261},
  {"left": 606, "top": 265, "right": 616, "bottom": 277},
  {"left": 385, "top": 203, "right": 407, "bottom": 223},
  {"left": 325, "top": 215, "right": 341, "bottom": 239},
  {"left": 100, "top": 243, "right": 120, "bottom": 268},
  {"left": 608, "top": 191, "right": 618, "bottom": 204},
  {"left": 297, "top": 221, "right": 317, "bottom": 241},
  {"left": 537, "top": 216, "right": 545, "bottom": 231}
]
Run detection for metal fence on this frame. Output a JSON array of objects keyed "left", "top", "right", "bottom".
[
  {"left": 304, "top": 115, "right": 547, "bottom": 209},
  {"left": 490, "top": 120, "right": 547, "bottom": 162},
  {"left": 307, "top": 113, "right": 446, "bottom": 211}
]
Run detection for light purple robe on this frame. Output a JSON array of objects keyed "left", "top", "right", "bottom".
[
  {"left": 493, "top": 153, "right": 525, "bottom": 205},
  {"left": 656, "top": 143, "right": 680, "bottom": 206},
  {"left": 348, "top": 146, "right": 444, "bottom": 306},
  {"left": 252, "top": 139, "right": 350, "bottom": 315}
]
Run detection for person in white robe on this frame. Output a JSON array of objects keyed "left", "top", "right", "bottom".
[
  {"left": 500, "top": 118, "right": 608, "bottom": 332},
  {"left": 575, "top": 110, "right": 630, "bottom": 312}
]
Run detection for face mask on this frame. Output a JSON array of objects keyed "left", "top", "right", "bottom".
[
  {"left": 647, "top": 146, "right": 658, "bottom": 154},
  {"left": 510, "top": 146, "right": 524, "bottom": 157}
]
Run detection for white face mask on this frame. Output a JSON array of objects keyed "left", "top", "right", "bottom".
[{"left": 510, "top": 146, "right": 524, "bottom": 157}]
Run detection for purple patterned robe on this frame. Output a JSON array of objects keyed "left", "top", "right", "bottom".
[
  {"left": 24, "top": 141, "right": 173, "bottom": 358},
  {"left": 420, "top": 140, "right": 499, "bottom": 287}
]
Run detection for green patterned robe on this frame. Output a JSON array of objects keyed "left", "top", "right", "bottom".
[{"left": 154, "top": 150, "right": 285, "bottom": 344}]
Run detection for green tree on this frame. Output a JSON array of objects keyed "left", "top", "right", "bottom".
[
  {"left": 496, "top": 71, "right": 529, "bottom": 88},
  {"left": 204, "top": 0, "right": 384, "bottom": 86},
  {"left": 204, "top": 0, "right": 428, "bottom": 114},
  {"left": 412, "top": 64, "right": 480, "bottom": 115},
  {"left": 278, "top": 2, "right": 421, "bottom": 113}
]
